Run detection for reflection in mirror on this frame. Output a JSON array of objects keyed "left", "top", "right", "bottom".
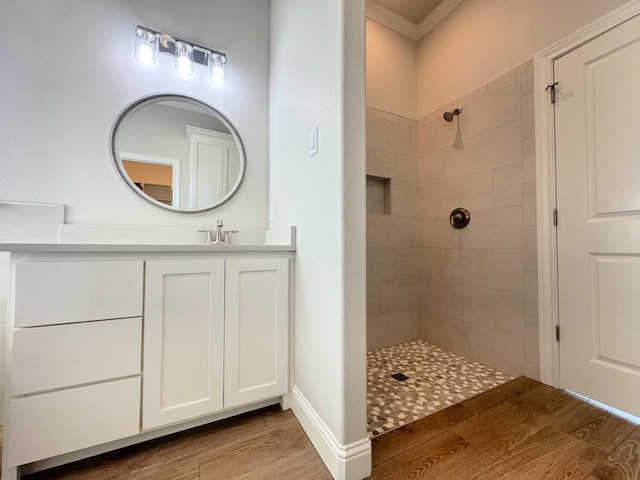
[
  {"left": 121, "top": 152, "right": 180, "bottom": 206},
  {"left": 111, "top": 94, "right": 245, "bottom": 213}
]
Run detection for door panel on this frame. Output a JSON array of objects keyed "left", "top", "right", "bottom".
[
  {"left": 188, "top": 129, "right": 238, "bottom": 207},
  {"left": 555, "top": 13, "right": 640, "bottom": 416},
  {"left": 589, "top": 38, "right": 640, "bottom": 215},
  {"left": 143, "top": 259, "right": 224, "bottom": 429},
  {"left": 594, "top": 256, "right": 640, "bottom": 368},
  {"left": 224, "top": 258, "right": 289, "bottom": 408},
  {"left": 195, "top": 142, "right": 222, "bottom": 206}
]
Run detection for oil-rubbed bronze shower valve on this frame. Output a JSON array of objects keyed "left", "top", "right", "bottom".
[{"left": 450, "top": 207, "right": 470, "bottom": 229}]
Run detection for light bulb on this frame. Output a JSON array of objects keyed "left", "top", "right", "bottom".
[
  {"left": 176, "top": 56, "right": 192, "bottom": 75},
  {"left": 209, "top": 53, "right": 227, "bottom": 86},
  {"left": 135, "top": 28, "right": 156, "bottom": 65},
  {"left": 174, "top": 41, "right": 193, "bottom": 76},
  {"left": 136, "top": 44, "right": 154, "bottom": 65},
  {"left": 212, "top": 65, "right": 224, "bottom": 77}
]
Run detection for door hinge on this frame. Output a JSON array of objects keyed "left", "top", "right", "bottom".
[
  {"left": 546, "top": 81, "right": 559, "bottom": 104},
  {"left": 555, "top": 325, "right": 560, "bottom": 342},
  {"left": 553, "top": 208, "right": 558, "bottom": 226}
]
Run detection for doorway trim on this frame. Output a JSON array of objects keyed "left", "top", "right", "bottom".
[
  {"left": 121, "top": 151, "right": 181, "bottom": 207},
  {"left": 534, "top": 0, "right": 640, "bottom": 388}
]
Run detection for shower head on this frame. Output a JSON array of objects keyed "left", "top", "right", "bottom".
[{"left": 443, "top": 107, "right": 462, "bottom": 122}]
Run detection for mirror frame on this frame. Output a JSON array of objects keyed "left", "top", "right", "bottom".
[{"left": 110, "top": 93, "right": 246, "bottom": 214}]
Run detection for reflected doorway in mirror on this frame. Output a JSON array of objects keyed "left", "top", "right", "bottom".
[
  {"left": 121, "top": 152, "right": 180, "bottom": 207},
  {"left": 186, "top": 126, "right": 240, "bottom": 208}
]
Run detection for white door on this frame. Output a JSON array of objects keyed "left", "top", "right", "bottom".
[
  {"left": 224, "top": 257, "right": 289, "bottom": 409},
  {"left": 187, "top": 127, "right": 240, "bottom": 207},
  {"left": 555, "top": 13, "right": 640, "bottom": 416},
  {"left": 143, "top": 259, "right": 225, "bottom": 429}
]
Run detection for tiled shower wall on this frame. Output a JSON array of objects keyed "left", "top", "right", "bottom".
[
  {"left": 366, "top": 60, "right": 539, "bottom": 379},
  {"left": 417, "top": 61, "right": 538, "bottom": 378},
  {"left": 366, "top": 108, "right": 420, "bottom": 350}
]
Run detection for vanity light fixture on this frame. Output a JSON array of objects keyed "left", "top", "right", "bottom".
[
  {"left": 134, "top": 27, "right": 157, "bottom": 65},
  {"left": 134, "top": 25, "right": 227, "bottom": 86}
]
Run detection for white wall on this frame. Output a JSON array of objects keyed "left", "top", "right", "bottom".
[
  {"left": 270, "top": 0, "right": 369, "bottom": 477},
  {"left": 416, "top": 0, "right": 629, "bottom": 117},
  {"left": 366, "top": 18, "right": 417, "bottom": 119},
  {"left": 0, "top": 0, "right": 270, "bottom": 230}
]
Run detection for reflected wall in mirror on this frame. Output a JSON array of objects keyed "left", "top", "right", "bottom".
[{"left": 111, "top": 94, "right": 246, "bottom": 213}]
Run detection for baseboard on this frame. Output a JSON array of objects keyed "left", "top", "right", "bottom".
[{"left": 291, "top": 385, "right": 371, "bottom": 480}]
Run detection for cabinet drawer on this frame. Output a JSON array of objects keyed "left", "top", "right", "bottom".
[
  {"left": 12, "top": 318, "right": 142, "bottom": 395},
  {"left": 7, "top": 377, "right": 140, "bottom": 467},
  {"left": 14, "top": 261, "right": 143, "bottom": 327}
]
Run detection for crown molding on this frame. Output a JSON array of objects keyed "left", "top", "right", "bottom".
[
  {"left": 365, "top": 0, "right": 419, "bottom": 40},
  {"left": 416, "top": 0, "right": 464, "bottom": 38},
  {"left": 366, "top": 0, "right": 464, "bottom": 41}
]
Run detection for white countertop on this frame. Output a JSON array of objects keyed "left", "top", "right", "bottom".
[{"left": 0, "top": 243, "right": 296, "bottom": 253}]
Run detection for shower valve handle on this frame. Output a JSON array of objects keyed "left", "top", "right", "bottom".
[{"left": 449, "top": 208, "right": 471, "bottom": 229}]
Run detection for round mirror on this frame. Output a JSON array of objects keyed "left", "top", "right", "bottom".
[{"left": 110, "top": 93, "right": 246, "bottom": 214}]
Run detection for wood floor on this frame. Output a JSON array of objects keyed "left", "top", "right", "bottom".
[
  {"left": 22, "top": 406, "right": 332, "bottom": 480},
  {"left": 370, "top": 376, "right": 640, "bottom": 479},
  {"left": 21, "top": 377, "right": 640, "bottom": 479}
]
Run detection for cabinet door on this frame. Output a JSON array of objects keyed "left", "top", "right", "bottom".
[
  {"left": 224, "top": 257, "right": 289, "bottom": 408},
  {"left": 143, "top": 259, "right": 224, "bottom": 429}
]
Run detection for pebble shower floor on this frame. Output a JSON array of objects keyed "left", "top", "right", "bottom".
[{"left": 367, "top": 340, "right": 513, "bottom": 437}]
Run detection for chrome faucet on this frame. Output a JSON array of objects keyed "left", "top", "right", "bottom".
[
  {"left": 200, "top": 220, "right": 236, "bottom": 245},
  {"left": 223, "top": 229, "right": 238, "bottom": 245},
  {"left": 198, "top": 229, "right": 215, "bottom": 245},
  {"left": 214, "top": 220, "right": 224, "bottom": 244}
]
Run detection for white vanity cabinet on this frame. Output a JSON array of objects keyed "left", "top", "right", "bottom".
[
  {"left": 6, "top": 260, "right": 144, "bottom": 468},
  {"left": 1, "top": 246, "right": 293, "bottom": 480},
  {"left": 142, "top": 256, "right": 290, "bottom": 429}
]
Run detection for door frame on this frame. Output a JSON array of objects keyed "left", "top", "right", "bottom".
[
  {"left": 534, "top": 0, "right": 640, "bottom": 388},
  {"left": 120, "top": 151, "right": 181, "bottom": 207}
]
